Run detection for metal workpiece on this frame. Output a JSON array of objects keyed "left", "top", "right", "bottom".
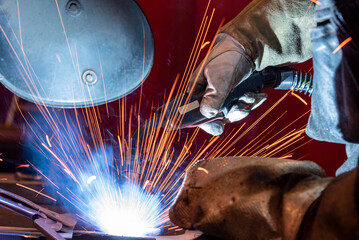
[
  {"left": 0, "top": 184, "right": 202, "bottom": 239},
  {"left": 0, "top": 228, "right": 204, "bottom": 240},
  {"left": 0, "top": 188, "right": 77, "bottom": 240},
  {"left": 0, "top": 183, "right": 202, "bottom": 239},
  {"left": 0, "top": 0, "right": 154, "bottom": 108}
]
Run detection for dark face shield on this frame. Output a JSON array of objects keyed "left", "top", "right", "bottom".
[{"left": 0, "top": 0, "right": 154, "bottom": 108}]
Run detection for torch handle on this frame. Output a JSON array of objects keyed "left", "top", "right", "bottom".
[{"left": 173, "top": 66, "right": 298, "bottom": 129}]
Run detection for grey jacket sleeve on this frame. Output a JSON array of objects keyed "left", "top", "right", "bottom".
[{"left": 221, "top": 0, "right": 316, "bottom": 70}]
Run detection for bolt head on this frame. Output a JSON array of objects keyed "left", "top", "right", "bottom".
[
  {"left": 66, "top": 0, "right": 82, "bottom": 16},
  {"left": 82, "top": 70, "right": 98, "bottom": 85}
]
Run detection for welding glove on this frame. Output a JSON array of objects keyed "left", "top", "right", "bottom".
[
  {"left": 188, "top": 33, "right": 267, "bottom": 136},
  {"left": 190, "top": 0, "right": 316, "bottom": 136},
  {"left": 199, "top": 92, "right": 268, "bottom": 136},
  {"left": 169, "top": 157, "right": 359, "bottom": 240}
]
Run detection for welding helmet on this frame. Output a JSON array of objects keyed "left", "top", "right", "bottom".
[{"left": 0, "top": 0, "right": 154, "bottom": 108}]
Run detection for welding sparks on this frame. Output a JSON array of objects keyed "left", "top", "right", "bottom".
[
  {"left": 20, "top": 49, "right": 312, "bottom": 239},
  {"left": 55, "top": 53, "right": 62, "bottom": 63},
  {"left": 86, "top": 175, "right": 97, "bottom": 185},
  {"left": 16, "top": 183, "right": 57, "bottom": 202},
  {"left": 310, "top": 0, "right": 321, "bottom": 5},
  {"left": 143, "top": 180, "right": 151, "bottom": 190},
  {"left": 201, "top": 41, "right": 210, "bottom": 49},
  {"left": 16, "top": 164, "right": 30, "bottom": 168},
  {"left": 46, "top": 134, "right": 52, "bottom": 147},
  {"left": 16, "top": 3, "right": 224, "bottom": 235},
  {"left": 90, "top": 183, "right": 161, "bottom": 237},
  {"left": 5, "top": 1, "right": 316, "bottom": 238},
  {"left": 197, "top": 167, "right": 209, "bottom": 174},
  {"left": 291, "top": 91, "right": 308, "bottom": 105},
  {"left": 333, "top": 37, "right": 352, "bottom": 54}
]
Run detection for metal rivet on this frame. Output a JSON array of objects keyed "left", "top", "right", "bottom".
[
  {"left": 82, "top": 70, "right": 98, "bottom": 85},
  {"left": 66, "top": 0, "right": 82, "bottom": 16}
]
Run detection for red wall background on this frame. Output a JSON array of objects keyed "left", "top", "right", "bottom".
[{"left": 0, "top": 0, "right": 346, "bottom": 176}]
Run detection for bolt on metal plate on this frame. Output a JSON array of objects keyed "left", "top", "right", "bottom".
[
  {"left": 66, "top": 0, "right": 82, "bottom": 16},
  {"left": 82, "top": 70, "right": 98, "bottom": 85}
]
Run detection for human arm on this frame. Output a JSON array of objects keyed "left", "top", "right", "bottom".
[{"left": 190, "top": 0, "right": 315, "bottom": 135}]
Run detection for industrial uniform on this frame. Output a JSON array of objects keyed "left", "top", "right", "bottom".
[{"left": 170, "top": 0, "right": 359, "bottom": 238}]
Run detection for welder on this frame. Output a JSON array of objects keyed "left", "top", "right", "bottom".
[
  {"left": 0, "top": 0, "right": 357, "bottom": 239},
  {"left": 169, "top": 0, "right": 359, "bottom": 239}
]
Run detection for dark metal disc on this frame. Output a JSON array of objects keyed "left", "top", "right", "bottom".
[{"left": 0, "top": 0, "right": 154, "bottom": 108}]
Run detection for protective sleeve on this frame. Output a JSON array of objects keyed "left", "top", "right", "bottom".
[
  {"left": 169, "top": 157, "right": 331, "bottom": 240},
  {"left": 298, "top": 167, "right": 359, "bottom": 239},
  {"left": 221, "top": 0, "right": 316, "bottom": 70}
]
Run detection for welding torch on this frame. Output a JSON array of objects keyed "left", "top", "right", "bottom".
[{"left": 133, "top": 66, "right": 313, "bottom": 142}]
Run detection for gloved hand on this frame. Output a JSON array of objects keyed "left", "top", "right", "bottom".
[
  {"left": 188, "top": 33, "right": 267, "bottom": 136},
  {"left": 187, "top": 0, "right": 317, "bottom": 136},
  {"left": 169, "top": 157, "right": 330, "bottom": 240}
]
